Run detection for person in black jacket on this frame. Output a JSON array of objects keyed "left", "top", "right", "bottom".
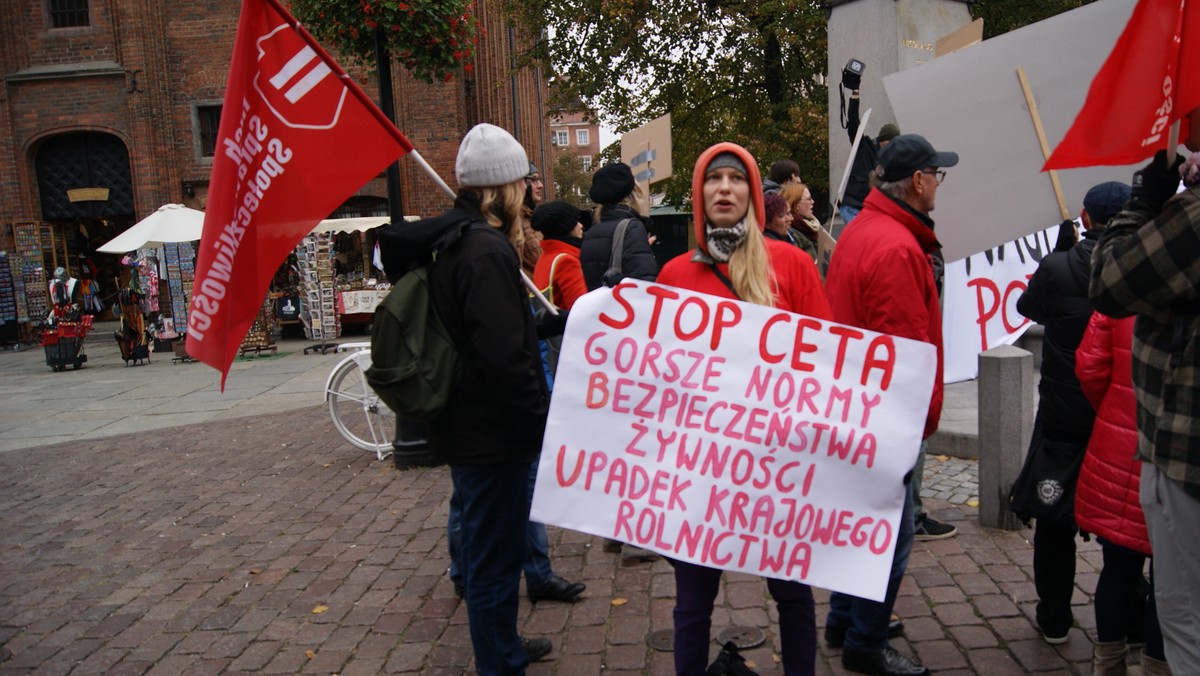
[
  {"left": 579, "top": 162, "right": 659, "bottom": 291},
  {"left": 378, "top": 123, "right": 556, "bottom": 673},
  {"left": 1014, "top": 180, "right": 1131, "bottom": 645},
  {"left": 841, "top": 87, "right": 899, "bottom": 225}
]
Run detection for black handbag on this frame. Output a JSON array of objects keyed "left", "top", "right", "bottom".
[
  {"left": 1008, "top": 418, "right": 1087, "bottom": 524},
  {"left": 705, "top": 641, "right": 759, "bottom": 676}
]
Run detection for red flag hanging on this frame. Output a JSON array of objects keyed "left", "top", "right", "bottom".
[
  {"left": 186, "top": 0, "right": 412, "bottom": 385},
  {"left": 1044, "top": 0, "right": 1199, "bottom": 170}
]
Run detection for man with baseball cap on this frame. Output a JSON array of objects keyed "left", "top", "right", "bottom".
[{"left": 822, "top": 133, "right": 957, "bottom": 676}]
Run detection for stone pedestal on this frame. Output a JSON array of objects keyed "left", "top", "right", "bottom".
[{"left": 977, "top": 344, "right": 1034, "bottom": 530}]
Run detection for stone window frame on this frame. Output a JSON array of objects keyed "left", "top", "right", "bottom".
[
  {"left": 47, "top": 0, "right": 89, "bottom": 28},
  {"left": 192, "top": 102, "right": 223, "bottom": 162},
  {"left": 575, "top": 129, "right": 589, "bottom": 146}
]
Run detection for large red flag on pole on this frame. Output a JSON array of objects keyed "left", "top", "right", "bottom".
[
  {"left": 186, "top": 0, "right": 413, "bottom": 385},
  {"left": 1044, "top": 0, "right": 1198, "bottom": 170}
]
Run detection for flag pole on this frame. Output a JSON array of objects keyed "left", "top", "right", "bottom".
[
  {"left": 1167, "top": 120, "right": 1181, "bottom": 164},
  {"left": 1017, "top": 67, "right": 1070, "bottom": 220}
]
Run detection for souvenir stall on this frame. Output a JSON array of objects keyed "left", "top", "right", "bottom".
[
  {"left": 293, "top": 217, "right": 392, "bottom": 354},
  {"left": 97, "top": 204, "right": 204, "bottom": 363}
]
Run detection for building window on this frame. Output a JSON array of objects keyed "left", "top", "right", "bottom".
[
  {"left": 553, "top": 130, "right": 568, "bottom": 146},
  {"left": 581, "top": 155, "right": 593, "bottom": 172},
  {"left": 576, "top": 129, "right": 590, "bottom": 146},
  {"left": 48, "top": 0, "right": 89, "bottom": 28},
  {"left": 196, "top": 104, "right": 223, "bottom": 158}
]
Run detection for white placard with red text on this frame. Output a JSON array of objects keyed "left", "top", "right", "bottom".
[
  {"left": 942, "top": 222, "right": 1066, "bottom": 383},
  {"left": 531, "top": 279, "right": 936, "bottom": 601}
]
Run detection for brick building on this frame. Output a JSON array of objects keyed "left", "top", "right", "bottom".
[
  {"left": 548, "top": 109, "right": 599, "bottom": 174},
  {"left": 0, "top": 0, "right": 551, "bottom": 285}
]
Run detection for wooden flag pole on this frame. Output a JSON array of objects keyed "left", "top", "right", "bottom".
[
  {"left": 1017, "top": 67, "right": 1070, "bottom": 220},
  {"left": 1167, "top": 119, "right": 1181, "bottom": 164}
]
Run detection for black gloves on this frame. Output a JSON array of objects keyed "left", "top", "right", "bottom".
[
  {"left": 1131, "top": 149, "right": 1184, "bottom": 213},
  {"left": 1053, "top": 219, "right": 1078, "bottom": 252},
  {"left": 842, "top": 69, "right": 861, "bottom": 92},
  {"left": 535, "top": 307, "right": 569, "bottom": 339}
]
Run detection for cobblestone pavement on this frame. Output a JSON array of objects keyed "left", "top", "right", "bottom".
[{"left": 1, "top": 408, "right": 1109, "bottom": 675}]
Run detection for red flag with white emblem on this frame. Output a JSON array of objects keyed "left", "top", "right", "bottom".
[
  {"left": 1045, "top": 0, "right": 1198, "bottom": 170},
  {"left": 186, "top": 0, "right": 412, "bottom": 385}
]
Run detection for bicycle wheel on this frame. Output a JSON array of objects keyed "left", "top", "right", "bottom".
[{"left": 326, "top": 357, "right": 395, "bottom": 460}]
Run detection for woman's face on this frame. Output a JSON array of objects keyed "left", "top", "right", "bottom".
[
  {"left": 768, "top": 209, "right": 793, "bottom": 234},
  {"left": 703, "top": 166, "right": 750, "bottom": 229},
  {"left": 793, "top": 190, "right": 815, "bottom": 220}
]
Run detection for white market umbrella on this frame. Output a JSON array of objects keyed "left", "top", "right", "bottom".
[{"left": 97, "top": 203, "right": 205, "bottom": 253}]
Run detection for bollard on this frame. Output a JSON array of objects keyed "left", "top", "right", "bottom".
[{"left": 977, "top": 345, "right": 1035, "bottom": 530}]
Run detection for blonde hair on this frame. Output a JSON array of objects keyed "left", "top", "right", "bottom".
[
  {"left": 472, "top": 180, "right": 528, "bottom": 251},
  {"left": 726, "top": 211, "right": 775, "bottom": 307},
  {"left": 592, "top": 181, "right": 648, "bottom": 223}
]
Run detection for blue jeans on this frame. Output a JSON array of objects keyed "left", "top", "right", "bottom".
[
  {"left": 826, "top": 481, "right": 915, "bottom": 653},
  {"left": 450, "top": 462, "right": 532, "bottom": 675},
  {"left": 839, "top": 204, "right": 861, "bottom": 225},
  {"left": 673, "top": 560, "right": 815, "bottom": 675},
  {"left": 448, "top": 460, "right": 555, "bottom": 588},
  {"left": 524, "top": 460, "right": 554, "bottom": 585}
]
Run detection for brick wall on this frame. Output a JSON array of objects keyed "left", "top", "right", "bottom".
[{"left": 0, "top": 0, "right": 550, "bottom": 225}]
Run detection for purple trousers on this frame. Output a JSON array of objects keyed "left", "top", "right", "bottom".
[{"left": 672, "top": 560, "right": 816, "bottom": 675}]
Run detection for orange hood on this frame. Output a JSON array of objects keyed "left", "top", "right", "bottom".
[{"left": 691, "top": 142, "right": 766, "bottom": 258}]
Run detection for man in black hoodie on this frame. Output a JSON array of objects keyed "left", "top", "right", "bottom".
[{"left": 1014, "top": 180, "right": 1132, "bottom": 645}]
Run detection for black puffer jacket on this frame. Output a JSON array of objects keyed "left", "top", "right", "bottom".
[
  {"left": 579, "top": 204, "right": 659, "bottom": 291},
  {"left": 377, "top": 198, "right": 549, "bottom": 464},
  {"left": 1016, "top": 228, "right": 1101, "bottom": 442}
]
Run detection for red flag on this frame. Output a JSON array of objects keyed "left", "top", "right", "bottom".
[
  {"left": 1044, "top": 0, "right": 1199, "bottom": 170},
  {"left": 186, "top": 0, "right": 412, "bottom": 385}
]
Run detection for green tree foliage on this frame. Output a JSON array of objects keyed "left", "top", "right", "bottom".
[
  {"left": 290, "top": 0, "right": 479, "bottom": 84},
  {"left": 970, "top": 0, "right": 1098, "bottom": 39},
  {"left": 509, "top": 0, "right": 830, "bottom": 206},
  {"left": 551, "top": 150, "right": 593, "bottom": 207}
]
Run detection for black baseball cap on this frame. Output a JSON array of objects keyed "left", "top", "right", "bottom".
[
  {"left": 1082, "top": 181, "right": 1131, "bottom": 226},
  {"left": 877, "top": 134, "right": 959, "bottom": 182}
]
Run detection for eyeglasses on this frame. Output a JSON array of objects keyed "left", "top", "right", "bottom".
[
  {"left": 800, "top": 195, "right": 814, "bottom": 202},
  {"left": 921, "top": 169, "right": 946, "bottom": 184}
]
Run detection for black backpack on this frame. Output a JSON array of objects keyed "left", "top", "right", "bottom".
[{"left": 365, "top": 220, "right": 479, "bottom": 421}]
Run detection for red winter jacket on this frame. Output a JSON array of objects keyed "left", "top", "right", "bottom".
[
  {"left": 823, "top": 189, "right": 943, "bottom": 439},
  {"left": 533, "top": 238, "right": 587, "bottom": 310},
  {"left": 1073, "top": 313, "right": 1150, "bottom": 555}
]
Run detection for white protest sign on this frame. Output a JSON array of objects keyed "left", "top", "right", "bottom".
[
  {"left": 942, "top": 222, "right": 1066, "bottom": 382},
  {"left": 531, "top": 279, "right": 936, "bottom": 601}
]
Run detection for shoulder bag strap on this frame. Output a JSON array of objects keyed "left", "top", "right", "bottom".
[
  {"left": 546, "top": 253, "right": 567, "bottom": 306},
  {"left": 708, "top": 262, "right": 741, "bottom": 300},
  {"left": 608, "top": 218, "right": 632, "bottom": 277}
]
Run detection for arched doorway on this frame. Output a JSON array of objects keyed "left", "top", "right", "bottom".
[{"left": 34, "top": 132, "right": 137, "bottom": 314}]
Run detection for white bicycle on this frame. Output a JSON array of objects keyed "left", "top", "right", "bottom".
[{"left": 324, "top": 341, "right": 395, "bottom": 460}]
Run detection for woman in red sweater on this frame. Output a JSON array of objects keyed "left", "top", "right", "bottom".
[
  {"left": 1074, "top": 312, "right": 1167, "bottom": 675},
  {"left": 531, "top": 201, "right": 588, "bottom": 310},
  {"left": 658, "top": 142, "right": 830, "bottom": 676}
]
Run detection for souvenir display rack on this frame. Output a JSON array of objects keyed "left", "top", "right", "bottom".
[
  {"left": 0, "top": 252, "right": 18, "bottom": 346},
  {"left": 163, "top": 241, "right": 194, "bottom": 328},
  {"left": 7, "top": 223, "right": 53, "bottom": 345},
  {"left": 239, "top": 295, "right": 277, "bottom": 357},
  {"left": 296, "top": 232, "right": 340, "bottom": 353}
]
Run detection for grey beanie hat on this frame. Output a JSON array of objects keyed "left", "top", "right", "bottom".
[{"left": 455, "top": 123, "right": 529, "bottom": 188}]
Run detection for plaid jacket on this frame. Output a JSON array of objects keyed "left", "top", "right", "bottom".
[{"left": 1089, "top": 184, "right": 1200, "bottom": 499}]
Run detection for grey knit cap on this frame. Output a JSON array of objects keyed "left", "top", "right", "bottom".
[{"left": 455, "top": 123, "right": 529, "bottom": 188}]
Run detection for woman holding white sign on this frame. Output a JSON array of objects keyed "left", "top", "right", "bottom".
[{"left": 657, "top": 142, "right": 831, "bottom": 675}]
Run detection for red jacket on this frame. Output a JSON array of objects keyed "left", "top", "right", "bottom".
[
  {"left": 658, "top": 238, "right": 831, "bottom": 318},
  {"left": 533, "top": 238, "right": 586, "bottom": 310},
  {"left": 823, "top": 189, "right": 943, "bottom": 439},
  {"left": 1074, "top": 314, "right": 1150, "bottom": 555}
]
